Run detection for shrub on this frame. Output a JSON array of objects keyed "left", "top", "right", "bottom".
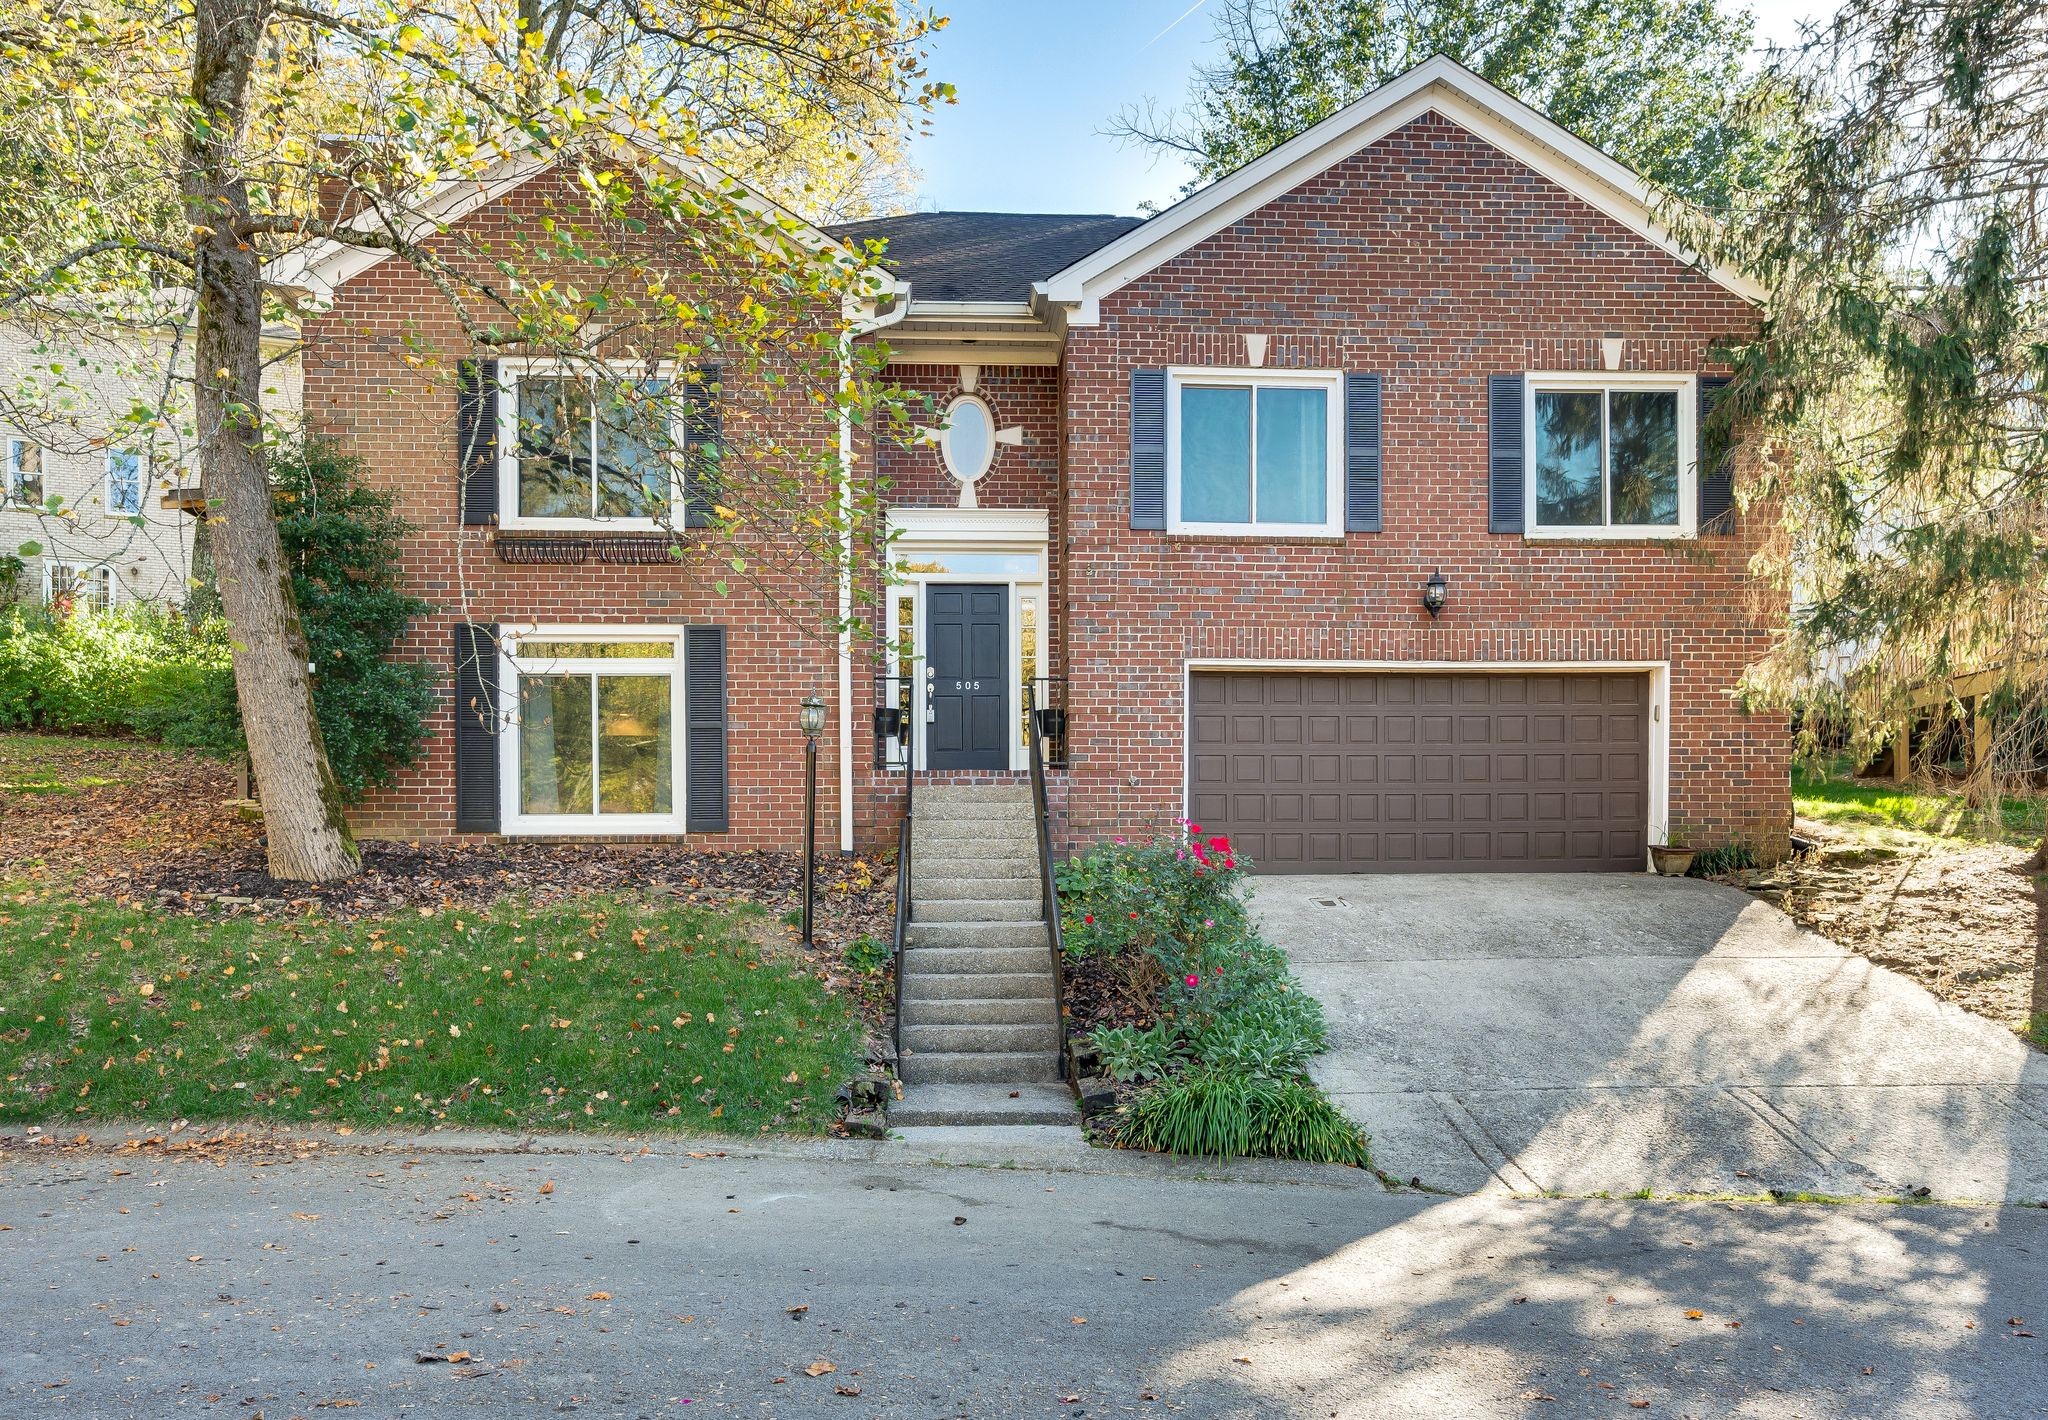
[
  {"left": 1114, "top": 1070, "right": 1371, "bottom": 1167},
  {"left": 0, "top": 603, "right": 232, "bottom": 735},
  {"left": 1057, "top": 820, "right": 1365, "bottom": 1167},
  {"left": 0, "top": 439, "right": 438, "bottom": 802},
  {"left": 1090, "top": 1021, "right": 1185, "bottom": 1083},
  {"left": 270, "top": 438, "right": 436, "bottom": 799}
]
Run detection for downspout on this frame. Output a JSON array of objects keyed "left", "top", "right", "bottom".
[{"left": 838, "top": 280, "right": 911, "bottom": 855}]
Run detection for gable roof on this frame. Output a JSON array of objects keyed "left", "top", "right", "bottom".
[
  {"left": 1037, "top": 54, "right": 1763, "bottom": 323},
  {"left": 267, "top": 132, "right": 904, "bottom": 306},
  {"left": 824, "top": 212, "right": 1142, "bottom": 303}
]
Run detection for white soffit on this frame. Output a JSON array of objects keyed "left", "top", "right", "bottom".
[{"left": 1036, "top": 55, "right": 1764, "bottom": 320}]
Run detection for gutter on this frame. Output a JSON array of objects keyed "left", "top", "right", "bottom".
[{"left": 835, "top": 280, "right": 912, "bottom": 854}]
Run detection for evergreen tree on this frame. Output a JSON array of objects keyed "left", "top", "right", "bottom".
[{"left": 1683, "top": 0, "right": 2048, "bottom": 863}]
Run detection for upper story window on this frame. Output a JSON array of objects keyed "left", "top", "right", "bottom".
[
  {"left": 6, "top": 438, "right": 43, "bottom": 507},
  {"left": 1167, "top": 368, "right": 1342, "bottom": 537},
  {"left": 106, "top": 450, "right": 143, "bottom": 516},
  {"left": 498, "top": 364, "right": 677, "bottom": 529},
  {"left": 1527, "top": 374, "right": 1695, "bottom": 539}
]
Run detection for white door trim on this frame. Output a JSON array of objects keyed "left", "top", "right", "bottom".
[{"left": 1181, "top": 658, "right": 1671, "bottom": 864}]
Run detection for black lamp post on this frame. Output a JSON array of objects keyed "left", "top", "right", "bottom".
[
  {"left": 1422, "top": 568, "right": 1449, "bottom": 619},
  {"left": 798, "top": 695, "right": 826, "bottom": 947}
]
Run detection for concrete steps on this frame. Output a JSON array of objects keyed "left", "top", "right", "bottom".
[
  {"left": 898, "top": 1050, "right": 1061, "bottom": 1085},
  {"left": 895, "top": 784, "right": 1068, "bottom": 1109},
  {"left": 891, "top": 1082, "right": 1078, "bottom": 1128}
]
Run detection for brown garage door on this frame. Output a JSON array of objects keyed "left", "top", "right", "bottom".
[{"left": 1188, "top": 671, "right": 1649, "bottom": 873}]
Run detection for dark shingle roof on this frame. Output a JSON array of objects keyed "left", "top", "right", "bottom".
[{"left": 825, "top": 211, "right": 1145, "bottom": 303}]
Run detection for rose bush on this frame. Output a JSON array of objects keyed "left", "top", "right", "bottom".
[{"left": 1056, "top": 820, "right": 1368, "bottom": 1167}]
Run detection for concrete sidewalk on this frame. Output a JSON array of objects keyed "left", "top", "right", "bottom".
[
  {"left": 1254, "top": 873, "right": 2048, "bottom": 1200},
  {"left": 3, "top": 1135, "right": 2044, "bottom": 1417}
]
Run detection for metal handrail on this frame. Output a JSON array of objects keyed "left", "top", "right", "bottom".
[
  {"left": 890, "top": 693, "right": 914, "bottom": 1077},
  {"left": 1023, "top": 681, "right": 1071, "bottom": 1082}
]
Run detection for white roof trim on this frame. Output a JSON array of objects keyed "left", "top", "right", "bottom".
[
  {"left": 1037, "top": 55, "right": 1762, "bottom": 320},
  {"left": 266, "top": 130, "right": 894, "bottom": 304}
]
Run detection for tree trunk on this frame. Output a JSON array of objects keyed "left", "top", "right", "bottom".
[{"left": 184, "top": 0, "right": 360, "bottom": 882}]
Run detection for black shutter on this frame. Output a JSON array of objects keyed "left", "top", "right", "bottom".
[
  {"left": 1698, "top": 376, "right": 1735, "bottom": 534},
  {"left": 682, "top": 365, "right": 722, "bottom": 531},
  {"left": 1344, "top": 372, "right": 1383, "bottom": 533},
  {"left": 456, "top": 360, "right": 499, "bottom": 527},
  {"left": 1487, "top": 374, "right": 1526, "bottom": 534},
  {"left": 684, "top": 624, "right": 729, "bottom": 833},
  {"left": 1129, "top": 367, "right": 1166, "bottom": 530},
  {"left": 452, "top": 623, "right": 501, "bottom": 832}
]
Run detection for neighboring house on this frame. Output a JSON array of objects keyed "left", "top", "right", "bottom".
[
  {"left": 0, "top": 317, "right": 301, "bottom": 609},
  {"left": 295, "top": 57, "right": 1790, "bottom": 871}
]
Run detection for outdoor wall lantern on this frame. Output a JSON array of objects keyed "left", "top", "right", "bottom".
[
  {"left": 798, "top": 695, "right": 826, "bottom": 948},
  {"left": 1422, "top": 568, "right": 1449, "bottom": 619}
]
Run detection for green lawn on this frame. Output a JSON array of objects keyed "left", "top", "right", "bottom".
[
  {"left": 1792, "top": 760, "right": 2047, "bottom": 851},
  {"left": 0, "top": 892, "right": 863, "bottom": 1136}
]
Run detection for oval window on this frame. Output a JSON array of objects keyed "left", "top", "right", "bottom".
[{"left": 939, "top": 395, "right": 994, "bottom": 483}]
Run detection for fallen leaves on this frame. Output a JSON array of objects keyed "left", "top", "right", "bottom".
[{"left": 804, "top": 1360, "right": 836, "bottom": 1377}]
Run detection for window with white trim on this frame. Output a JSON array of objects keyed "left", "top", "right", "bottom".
[
  {"left": 497, "top": 366, "right": 679, "bottom": 528},
  {"left": 1167, "top": 369, "right": 1341, "bottom": 536},
  {"left": 106, "top": 450, "right": 143, "bottom": 516},
  {"left": 500, "top": 629, "right": 683, "bottom": 833},
  {"left": 1527, "top": 375, "right": 1695, "bottom": 537},
  {"left": 43, "top": 561, "right": 116, "bottom": 612},
  {"left": 6, "top": 438, "right": 43, "bottom": 507}
]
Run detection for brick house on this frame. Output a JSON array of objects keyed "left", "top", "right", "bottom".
[{"left": 294, "top": 56, "right": 1789, "bottom": 874}]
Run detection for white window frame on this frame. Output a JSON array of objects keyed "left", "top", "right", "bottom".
[
  {"left": 1524, "top": 371, "right": 1697, "bottom": 541},
  {"left": 883, "top": 508, "right": 1050, "bottom": 773},
  {"left": 43, "top": 561, "right": 117, "bottom": 612},
  {"left": 495, "top": 359, "right": 683, "bottom": 532},
  {"left": 105, "top": 449, "right": 144, "bottom": 517},
  {"left": 6, "top": 437, "right": 43, "bottom": 507},
  {"left": 937, "top": 392, "right": 996, "bottom": 485},
  {"left": 1165, "top": 366, "right": 1344, "bottom": 539},
  {"left": 496, "top": 624, "right": 688, "bottom": 836}
]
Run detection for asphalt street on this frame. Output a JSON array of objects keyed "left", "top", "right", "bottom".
[{"left": 2, "top": 1135, "right": 2045, "bottom": 1418}]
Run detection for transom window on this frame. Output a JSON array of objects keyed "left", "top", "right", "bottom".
[
  {"left": 1527, "top": 376, "right": 1695, "bottom": 537},
  {"left": 106, "top": 450, "right": 143, "bottom": 516},
  {"left": 499, "top": 367, "right": 678, "bottom": 528},
  {"left": 1168, "top": 370, "right": 1341, "bottom": 536},
  {"left": 501, "top": 630, "right": 683, "bottom": 832}
]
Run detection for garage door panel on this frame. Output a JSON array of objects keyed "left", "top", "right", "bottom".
[{"left": 1191, "top": 670, "right": 1649, "bottom": 873}]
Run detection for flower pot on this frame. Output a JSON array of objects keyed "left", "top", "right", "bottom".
[{"left": 1649, "top": 845, "right": 1696, "bottom": 877}]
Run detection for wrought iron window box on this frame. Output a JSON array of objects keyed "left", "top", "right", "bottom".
[{"left": 494, "top": 534, "right": 683, "bottom": 566}]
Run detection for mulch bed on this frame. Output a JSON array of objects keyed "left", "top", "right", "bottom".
[
  {"left": 129, "top": 840, "right": 896, "bottom": 944},
  {"left": 1729, "top": 817, "right": 2045, "bottom": 1044},
  {"left": 1061, "top": 948, "right": 1156, "bottom": 1043},
  {"left": 1, "top": 739, "right": 895, "bottom": 948}
]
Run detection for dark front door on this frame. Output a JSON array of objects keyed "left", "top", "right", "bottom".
[{"left": 927, "top": 583, "right": 1009, "bottom": 770}]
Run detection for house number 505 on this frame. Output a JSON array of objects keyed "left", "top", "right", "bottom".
[{"left": 953, "top": 680, "right": 982, "bottom": 691}]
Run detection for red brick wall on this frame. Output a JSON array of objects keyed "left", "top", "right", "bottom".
[
  {"left": 301, "top": 166, "right": 851, "bottom": 848},
  {"left": 1057, "top": 113, "right": 1789, "bottom": 856}
]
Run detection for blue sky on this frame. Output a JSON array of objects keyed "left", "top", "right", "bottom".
[{"left": 908, "top": 0, "right": 1836, "bottom": 215}]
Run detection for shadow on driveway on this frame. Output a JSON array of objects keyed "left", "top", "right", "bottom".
[{"left": 1255, "top": 873, "right": 2048, "bottom": 1200}]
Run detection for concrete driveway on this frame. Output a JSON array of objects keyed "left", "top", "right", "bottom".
[{"left": 1253, "top": 873, "right": 2048, "bottom": 1200}]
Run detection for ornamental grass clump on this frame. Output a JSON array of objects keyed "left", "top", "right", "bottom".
[{"left": 1056, "top": 820, "right": 1368, "bottom": 1167}]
